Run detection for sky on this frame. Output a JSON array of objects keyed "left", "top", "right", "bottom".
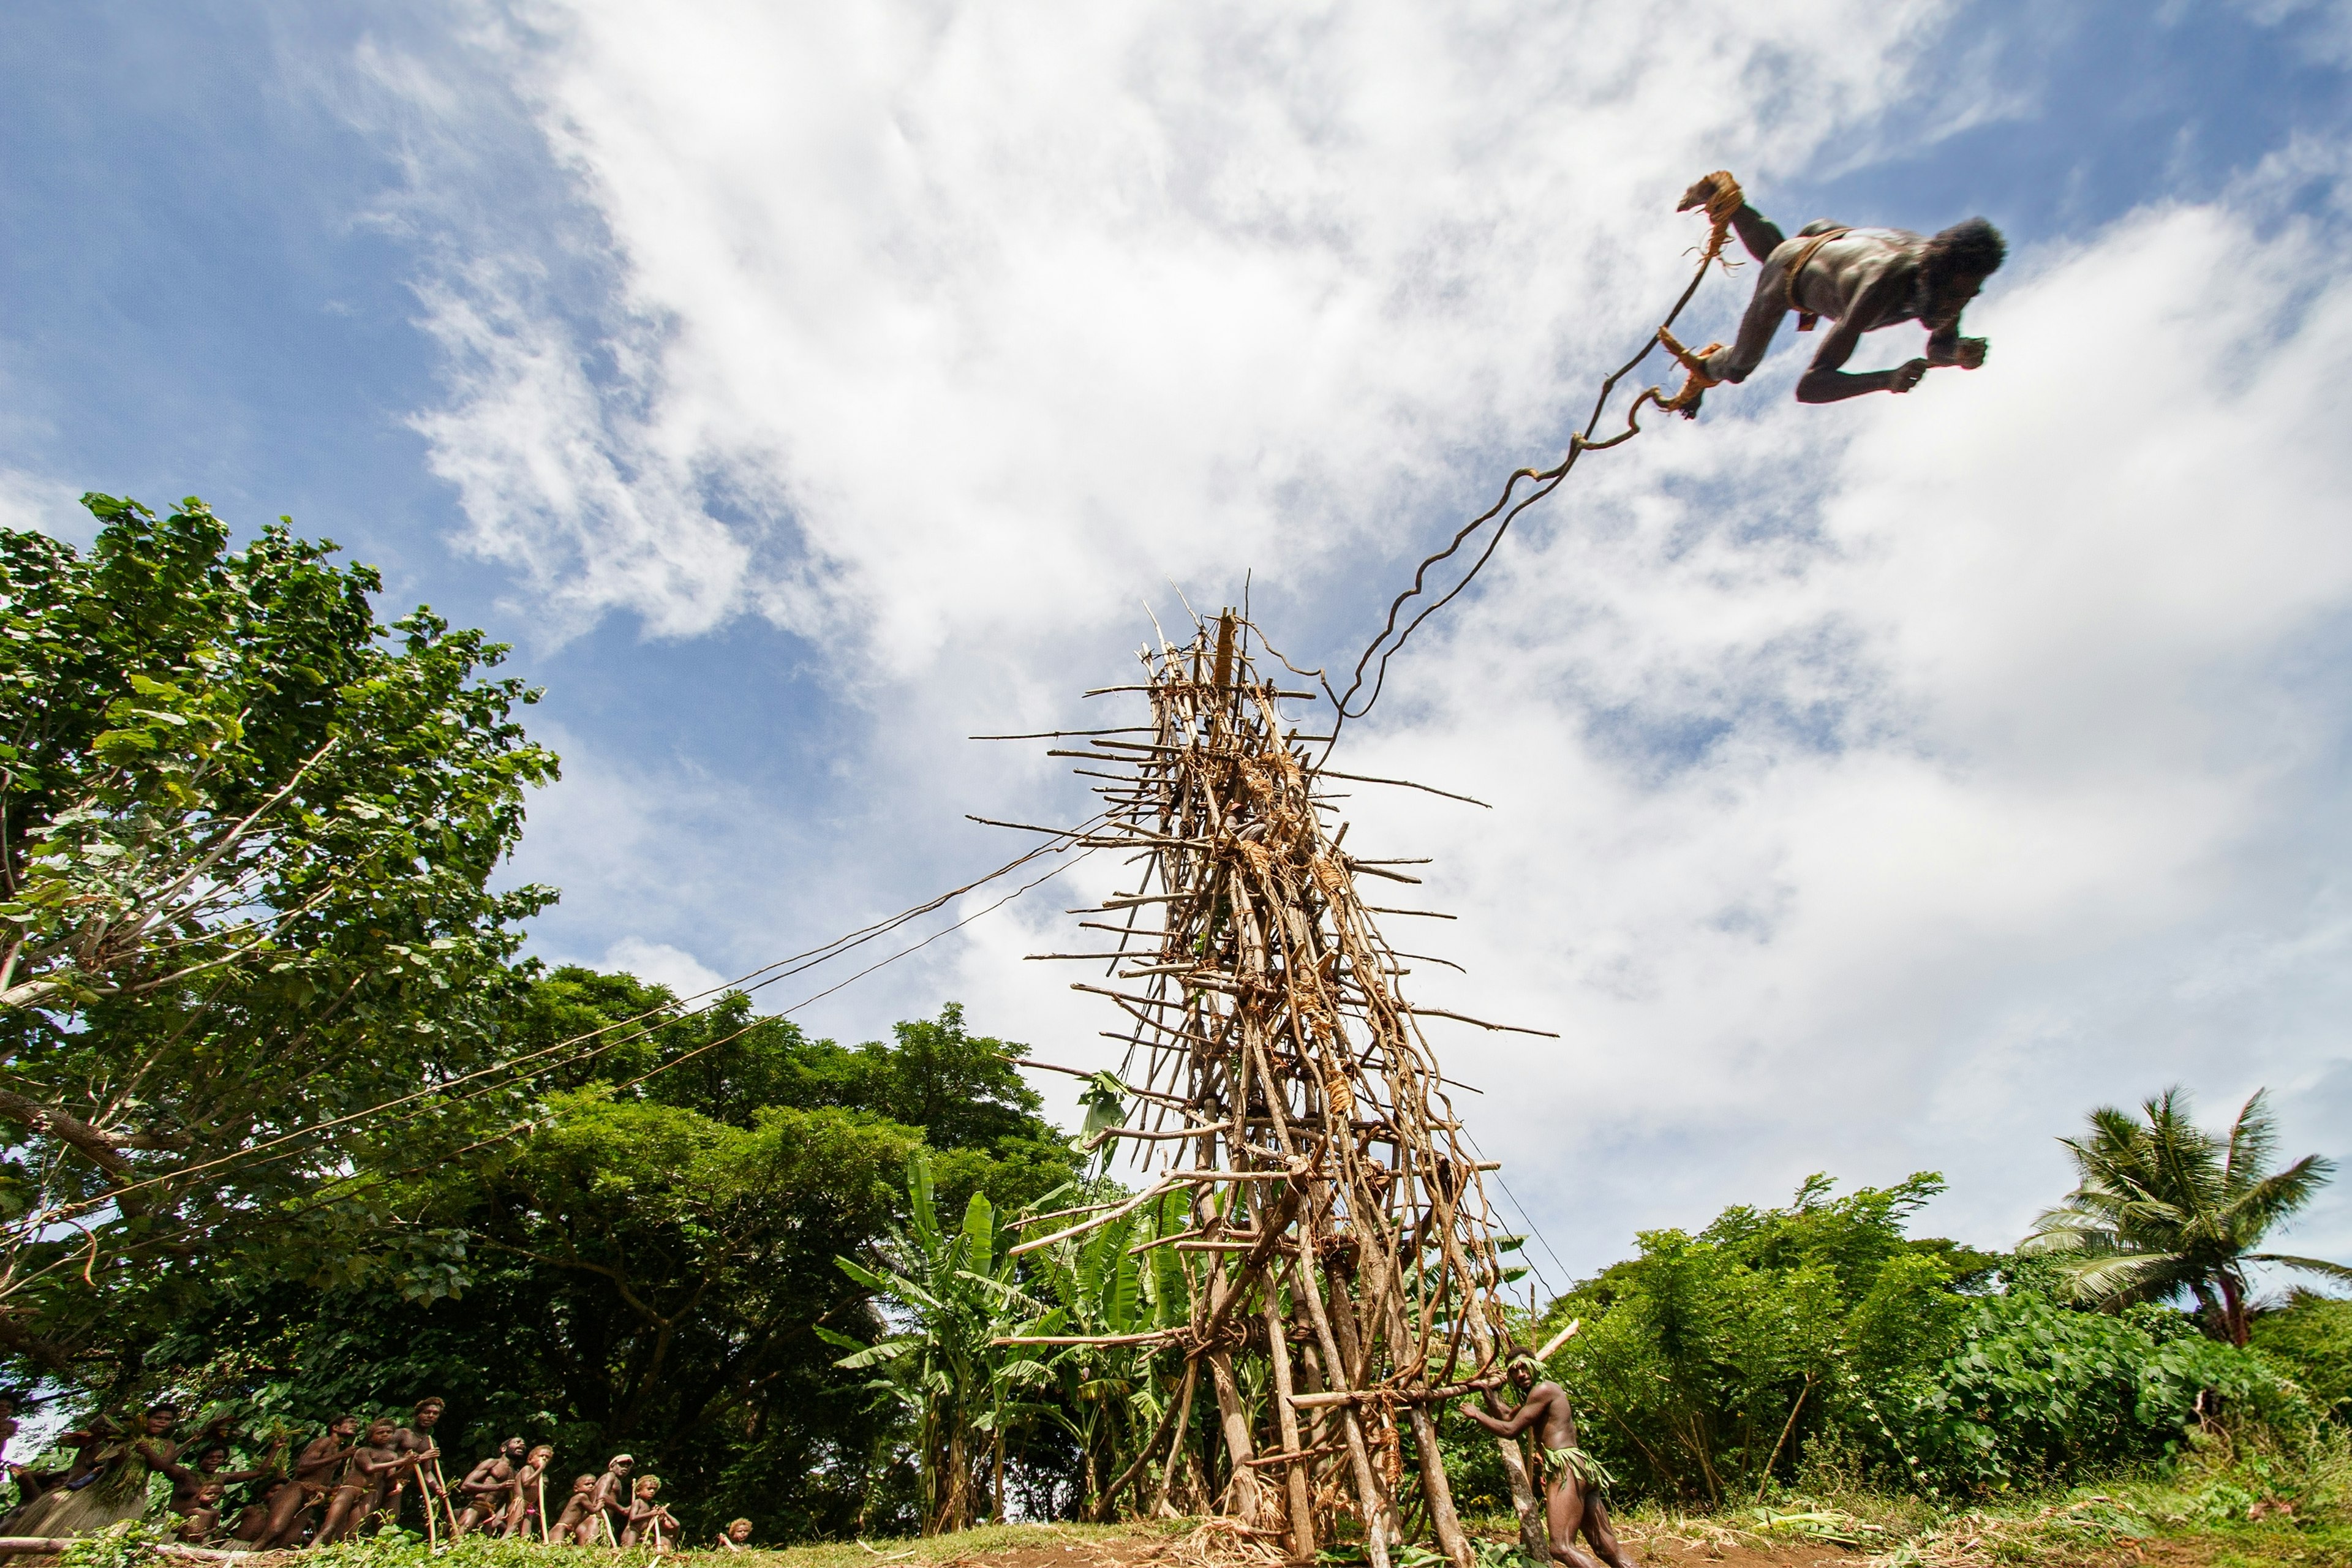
[{"left": 6, "top": 0, "right": 2351, "bottom": 1292}]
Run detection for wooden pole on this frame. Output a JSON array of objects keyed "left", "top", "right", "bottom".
[
  {"left": 1029, "top": 612, "right": 1535, "bottom": 1559},
  {"left": 1150, "top": 1359, "right": 1199, "bottom": 1518},
  {"left": 1262, "top": 1289, "right": 1316, "bottom": 1561}
]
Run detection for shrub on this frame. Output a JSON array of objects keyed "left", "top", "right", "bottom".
[
  {"left": 1894, "top": 1284, "right": 2313, "bottom": 1493},
  {"left": 2250, "top": 1289, "right": 2352, "bottom": 1419}
]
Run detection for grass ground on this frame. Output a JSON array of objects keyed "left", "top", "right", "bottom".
[{"left": 59, "top": 1444, "right": 2352, "bottom": 1568}]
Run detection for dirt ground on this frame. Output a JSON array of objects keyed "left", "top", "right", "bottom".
[{"left": 883, "top": 1522, "right": 2337, "bottom": 1568}]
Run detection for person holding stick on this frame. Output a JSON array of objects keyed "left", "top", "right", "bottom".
[
  {"left": 585, "top": 1454, "right": 634, "bottom": 1545},
  {"left": 714, "top": 1518, "right": 755, "bottom": 1552},
  {"left": 453, "top": 1437, "right": 529, "bottom": 1537},
  {"left": 621, "top": 1476, "right": 677, "bottom": 1548},
  {"left": 258, "top": 1415, "right": 361, "bottom": 1547},
  {"left": 388, "top": 1398, "right": 450, "bottom": 1542},
  {"left": 549, "top": 1474, "right": 600, "bottom": 1545},
  {"left": 312, "top": 1419, "right": 417, "bottom": 1545},
  {"left": 1458, "top": 1335, "right": 1630, "bottom": 1568},
  {"left": 502, "top": 1444, "right": 555, "bottom": 1540}
]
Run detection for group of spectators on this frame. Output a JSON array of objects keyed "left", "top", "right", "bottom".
[{"left": 0, "top": 1396, "right": 758, "bottom": 1553}]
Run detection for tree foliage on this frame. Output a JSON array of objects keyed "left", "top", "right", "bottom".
[
  {"left": 123, "top": 973, "right": 1081, "bottom": 1544},
  {"left": 1528, "top": 1175, "right": 2316, "bottom": 1505},
  {"left": 2019, "top": 1087, "right": 2349, "bottom": 1344},
  {"left": 1533, "top": 1174, "right": 1985, "bottom": 1504},
  {"left": 0, "top": 496, "right": 557, "bottom": 1369},
  {"left": 2251, "top": 1289, "right": 2352, "bottom": 1420},
  {"left": 826, "top": 1151, "right": 1063, "bottom": 1535},
  {"left": 1896, "top": 1276, "right": 2313, "bottom": 1493}
]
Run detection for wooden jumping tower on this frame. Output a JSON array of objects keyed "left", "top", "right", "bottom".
[{"left": 1014, "top": 612, "right": 1542, "bottom": 1568}]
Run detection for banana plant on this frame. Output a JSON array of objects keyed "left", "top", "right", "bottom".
[
  {"left": 1021, "top": 1182, "right": 1199, "bottom": 1517},
  {"left": 825, "top": 1149, "right": 1062, "bottom": 1532}
]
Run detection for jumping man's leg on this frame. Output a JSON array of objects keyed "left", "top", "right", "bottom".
[{"left": 1698, "top": 258, "right": 1792, "bottom": 386}]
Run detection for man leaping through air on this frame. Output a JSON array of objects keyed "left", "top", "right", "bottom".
[
  {"left": 1668, "top": 170, "right": 2007, "bottom": 407},
  {"left": 1459, "top": 1345, "right": 1632, "bottom": 1568}
]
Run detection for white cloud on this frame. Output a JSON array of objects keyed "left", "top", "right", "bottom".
[
  {"left": 375, "top": 2, "right": 2352, "bottom": 1278},
  {"left": 389, "top": 0, "right": 1959, "bottom": 662},
  {"left": 597, "top": 935, "right": 726, "bottom": 1001},
  {"left": 0, "top": 469, "right": 96, "bottom": 547}
]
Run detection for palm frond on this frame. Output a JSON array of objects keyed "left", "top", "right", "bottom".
[
  {"left": 2244, "top": 1253, "right": 2352, "bottom": 1284},
  {"left": 2220, "top": 1153, "right": 2338, "bottom": 1244},
  {"left": 2056, "top": 1248, "right": 2189, "bottom": 1305},
  {"left": 2221, "top": 1088, "right": 2280, "bottom": 1197}
]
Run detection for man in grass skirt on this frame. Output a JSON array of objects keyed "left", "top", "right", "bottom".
[{"left": 1460, "top": 1346, "right": 1632, "bottom": 1568}]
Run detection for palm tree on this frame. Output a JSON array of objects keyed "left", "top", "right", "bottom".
[{"left": 2020, "top": 1087, "right": 2351, "bottom": 1344}]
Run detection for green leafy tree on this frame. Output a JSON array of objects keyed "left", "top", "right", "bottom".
[
  {"left": 130, "top": 973, "right": 1079, "bottom": 1544},
  {"left": 2250, "top": 1289, "right": 2352, "bottom": 1419},
  {"left": 1028, "top": 1184, "right": 1194, "bottom": 1518},
  {"left": 1532, "top": 1174, "right": 1987, "bottom": 1503},
  {"left": 826, "top": 1150, "right": 1061, "bottom": 1534},
  {"left": 0, "top": 495, "right": 556, "bottom": 1370},
  {"left": 2019, "top": 1087, "right": 2350, "bottom": 1345}
]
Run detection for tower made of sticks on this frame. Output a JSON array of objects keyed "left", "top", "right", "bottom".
[{"left": 1008, "top": 612, "right": 1545, "bottom": 1568}]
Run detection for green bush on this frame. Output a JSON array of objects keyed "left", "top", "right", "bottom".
[
  {"left": 1895, "top": 1286, "right": 2313, "bottom": 1492},
  {"left": 2251, "top": 1290, "right": 2352, "bottom": 1419},
  {"left": 1522, "top": 1175, "right": 2317, "bottom": 1505},
  {"left": 1531, "top": 1173, "right": 1985, "bottom": 1504}
]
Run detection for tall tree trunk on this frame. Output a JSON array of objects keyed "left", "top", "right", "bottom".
[
  {"left": 940, "top": 1422, "right": 970, "bottom": 1534},
  {"left": 2219, "top": 1272, "right": 2250, "bottom": 1348}
]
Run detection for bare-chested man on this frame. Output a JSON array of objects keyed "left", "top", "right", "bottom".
[
  {"left": 548, "top": 1474, "right": 600, "bottom": 1544},
  {"left": 501, "top": 1444, "right": 555, "bottom": 1539},
  {"left": 388, "top": 1398, "right": 448, "bottom": 1536},
  {"left": 259, "top": 1415, "right": 360, "bottom": 1547},
  {"left": 1460, "top": 1347, "right": 1632, "bottom": 1568},
  {"left": 451, "top": 1437, "right": 529, "bottom": 1538},
  {"left": 1673, "top": 171, "right": 2005, "bottom": 406},
  {"left": 312, "top": 1419, "right": 419, "bottom": 1545}
]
